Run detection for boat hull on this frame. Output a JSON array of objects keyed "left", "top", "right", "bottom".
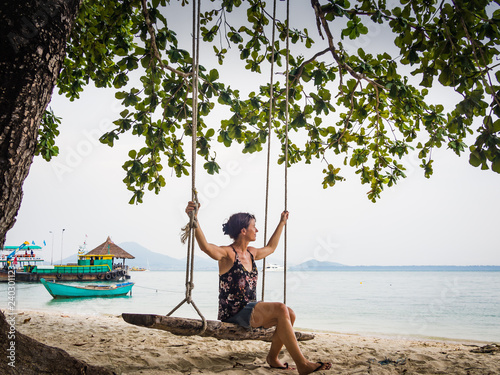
[
  {"left": 0, "top": 269, "right": 129, "bottom": 282},
  {"left": 40, "top": 278, "right": 134, "bottom": 298}
]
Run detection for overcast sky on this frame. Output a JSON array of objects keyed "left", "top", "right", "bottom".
[{"left": 5, "top": 1, "right": 500, "bottom": 266}]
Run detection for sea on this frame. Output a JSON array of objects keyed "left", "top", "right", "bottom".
[{"left": 2, "top": 270, "right": 499, "bottom": 343}]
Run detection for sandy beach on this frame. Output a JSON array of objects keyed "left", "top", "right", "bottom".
[{"left": 13, "top": 310, "right": 499, "bottom": 374}]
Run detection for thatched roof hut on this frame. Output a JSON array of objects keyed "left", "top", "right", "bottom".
[{"left": 86, "top": 237, "right": 135, "bottom": 266}]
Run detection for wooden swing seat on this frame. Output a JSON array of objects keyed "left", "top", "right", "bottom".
[{"left": 122, "top": 313, "right": 314, "bottom": 342}]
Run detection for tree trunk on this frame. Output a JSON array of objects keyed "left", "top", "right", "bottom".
[
  {"left": 0, "top": 310, "right": 115, "bottom": 374},
  {"left": 0, "top": 0, "right": 80, "bottom": 248},
  {"left": 122, "top": 313, "right": 315, "bottom": 341}
]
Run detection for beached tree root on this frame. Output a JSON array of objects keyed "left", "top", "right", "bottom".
[{"left": 0, "top": 310, "right": 115, "bottom": 375}]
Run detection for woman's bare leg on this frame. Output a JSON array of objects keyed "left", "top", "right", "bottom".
[
  {"left": 250, "top": 302, "right": 331, "bottom": 374},
  {"left": 266, "top": 306, "right": 296, "bottom": 368}
]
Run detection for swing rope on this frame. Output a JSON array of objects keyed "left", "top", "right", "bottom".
[
  {"left": 168, "top": 0, "right": 207, "bottom": 335},
  {"left": 261, "top": 0, "right": 279, "bottom": 302},
  {"left": 283, "top": 0, "right": 290, "bottom": 305},
  {"left": 173, "top": 0, "right": 289, "bottom": 327},
  {"left": 261, "top": 0, "right": 291, "bottom": 305}
]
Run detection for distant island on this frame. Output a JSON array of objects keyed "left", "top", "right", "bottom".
[
  {"left": 290, "top": 259, "right": 500, "bottom": 272},
  {"left": 60, "top": 242, "right": 499, "bottom": 272}
]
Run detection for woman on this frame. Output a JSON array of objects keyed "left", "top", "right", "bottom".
[{"left": 185, "top": 201, "right": 331, "bottom": 374}]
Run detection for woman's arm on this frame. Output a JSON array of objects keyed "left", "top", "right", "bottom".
[
  {"left": 252, "top": 211, "right": 289, "bottom": 260},
  {"left": 185, "top": 201, "right": 229, "bottom": 261}
]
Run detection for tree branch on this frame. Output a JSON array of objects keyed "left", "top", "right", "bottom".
[
  {"left": 141, "top": 0, "right": 191, "bottom": 79},
  {"left": 453, "top": 1, "right": 500, "bottom": 109},
  {"left": 310, "top": 0, "right": 384, "bottom": 91}
]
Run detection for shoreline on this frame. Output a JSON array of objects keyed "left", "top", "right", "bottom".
[
  {"left": 300, "top": 328, "right": 495, "bottom": 347},
  {"left": 9, "top": 309, "right": 499, "bottom": 374}
]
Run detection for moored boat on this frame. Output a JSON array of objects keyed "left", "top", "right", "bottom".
[
  {"left": 0, "top": 236, "right": 133, "bottom": 282},
  {"left": 40, "top": 278, "right": 134, "bottom": 298},
  {"left": 265, "top": 263, "right": 284, "bottom": 271},
  {"left": 130, "top": 266, "right": 148, "bottom": 271},
  {"left": 1, "top": 244, "right": 44, "bottom": 270}
]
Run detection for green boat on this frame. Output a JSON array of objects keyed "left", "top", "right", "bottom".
[
  {"left": 40, "top": 278, "right": 134, "bottom": 298},
  {"left": 1, "top": 236, "right": 133, "bottom": 282}
]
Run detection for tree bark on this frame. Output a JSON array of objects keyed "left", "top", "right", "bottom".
[
  {"left": 0, "top": 0, "right": 81, "bottom": 248},
  {"left": 0, "top": 310, "right": 115, "bottom": 374},
  {"left": 122, "top": 313, "right": 315, "bottom": 341}
]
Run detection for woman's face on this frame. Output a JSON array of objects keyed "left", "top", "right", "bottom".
[{"left": 243, "top": 219, "right": 258, "bottom": 241}]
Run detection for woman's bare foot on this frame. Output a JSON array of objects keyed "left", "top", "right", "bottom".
[
  {"left": 297, "top": 361, "right": 332, "bottom": 374},
  {"left": 266, "top": 355, "right": 295, "bottom": 370}
]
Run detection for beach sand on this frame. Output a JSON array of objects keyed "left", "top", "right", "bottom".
[{"left": 14, "top": 310, "right": 499, "bottom": 374}]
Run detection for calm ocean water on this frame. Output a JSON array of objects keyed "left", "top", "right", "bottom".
[{"left": 2, "top": 271, "right": 499, "bottom": 342}]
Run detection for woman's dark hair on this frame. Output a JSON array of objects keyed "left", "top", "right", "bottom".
[{"left": 222, "top": 213, "right": 256, "bottom": 240}]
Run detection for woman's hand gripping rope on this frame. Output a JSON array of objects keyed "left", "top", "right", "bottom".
[{"left": 181, "top": 192, "right": 200, "bottom": 244}]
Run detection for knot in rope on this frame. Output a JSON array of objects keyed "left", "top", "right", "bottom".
[
  {"left": 185, "top": 281, "right": 195, "bottom": 302},
  {"left": 180, "top": 189, "right": 199, "bottom": 244}
]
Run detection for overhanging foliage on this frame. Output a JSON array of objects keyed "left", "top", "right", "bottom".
[{"left": 40, "top": 0, "right": 500, "bottom": 203}]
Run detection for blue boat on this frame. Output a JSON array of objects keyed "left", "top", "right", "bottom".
[
  {"left": 40, "top": 278, "right": 134, "bottom": 299},
  {"left": 1, "top": 237, "right": 133, "bottom": 282}
]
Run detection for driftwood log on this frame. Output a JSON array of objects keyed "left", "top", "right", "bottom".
[{"left": 122, "top": 313, "right": 315, "bottom": 342}]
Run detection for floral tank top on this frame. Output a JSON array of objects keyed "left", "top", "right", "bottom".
[{"left": 218, "top": 246, "right": 258, "bottom": 321}]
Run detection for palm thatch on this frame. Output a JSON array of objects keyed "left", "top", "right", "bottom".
[{"left": 86, "top": 236, "right": 135, "bottom": 259}]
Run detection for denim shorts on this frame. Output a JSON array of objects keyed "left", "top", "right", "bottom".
[{"left": 223, "top": 301, "right": 259, "bottom": 329}]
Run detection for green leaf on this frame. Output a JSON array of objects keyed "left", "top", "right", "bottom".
[
  {"left": 115, "top": 91, "right": 127, "bottom": 100},
  {"left": 36, "top": 108, "right": 61, "bottom": 161},
  {"left": 204, "top": 160, "right": 220, "bottom": 175},
  {"left": 492, "top": 157, "right": 500, "bottom": 173},
  {"left": 208, "top": 69, "right": 219, "bottom": 82}
]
